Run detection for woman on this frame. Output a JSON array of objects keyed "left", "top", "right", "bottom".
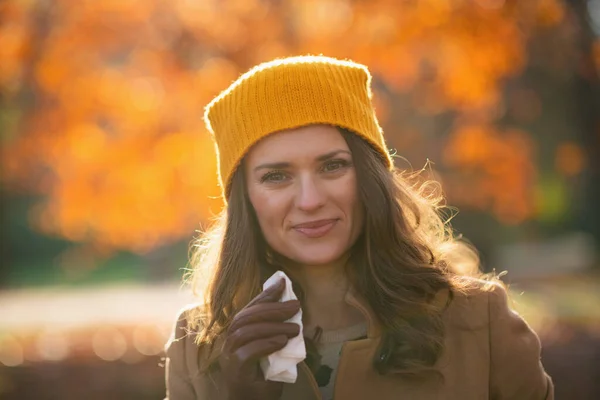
[{"left": 164, "top": 56, "right": 553, "bottom": 399}]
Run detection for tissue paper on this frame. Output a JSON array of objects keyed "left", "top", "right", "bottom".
[{"left": 259, "top": 271, "right": 306, "bottom": 383}]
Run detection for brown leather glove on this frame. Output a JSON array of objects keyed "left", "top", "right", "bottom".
[{"left": 219, "top": 278, "right": 301, "bottom": 400}]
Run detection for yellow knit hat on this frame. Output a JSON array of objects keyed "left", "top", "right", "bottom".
[{"left": 204, "top": 55, "right": 393, "bottom": 199}]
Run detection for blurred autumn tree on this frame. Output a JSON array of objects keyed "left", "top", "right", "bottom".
[{"left": 1, "top": 0, "right": 598, "bottom": 263}]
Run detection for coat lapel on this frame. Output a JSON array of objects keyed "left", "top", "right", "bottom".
[
  {"left": 333, "top": 337, "right": 445, "bottom": 400},
  {"left": 281, "top": 362, "right": 322, "bottom": 400}
]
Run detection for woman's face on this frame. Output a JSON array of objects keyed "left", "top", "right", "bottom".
[{"left": 245, "top": 124, "right": 364, "bottom": 266}]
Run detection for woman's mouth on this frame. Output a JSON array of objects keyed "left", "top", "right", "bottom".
[{"left": 292, "top": 219, "right": 338, "bottom": 238}]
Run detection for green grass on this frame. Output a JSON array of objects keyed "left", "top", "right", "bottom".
[{"left": 5, "top": 251, "right": 186, "bottom": 289}]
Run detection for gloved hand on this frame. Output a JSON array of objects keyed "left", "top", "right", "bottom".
[{"left": 219, "top": 278, "right": 301, "bottom": 400}]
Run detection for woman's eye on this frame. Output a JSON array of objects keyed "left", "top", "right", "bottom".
[
  {"left": 261, "top": 171, "right": 287, "bottom": 183},
  {"left": 323, "top": 159, "right": 349, "bottom": 172}
]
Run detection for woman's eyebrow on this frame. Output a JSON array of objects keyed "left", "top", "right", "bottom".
[
  {"left": 253, "top": 149, "right": 351, "bottom": 172},
  {"left": 316, "top": 149, "right": 351, "bottom": 161},
  {"left": 254, "top": 161, "right": 290, "bottom": 172}
]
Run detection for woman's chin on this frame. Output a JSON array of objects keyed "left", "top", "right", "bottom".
[{"left": 287, "top": 249, "right": 348, "bottom": 267}]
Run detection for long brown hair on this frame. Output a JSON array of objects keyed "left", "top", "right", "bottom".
[{"left": 187, "top": 127, "right": 482, "bottom": 374}]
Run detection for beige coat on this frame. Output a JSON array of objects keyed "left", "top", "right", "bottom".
[{"left": 164, "top": 280, "right": 553, "bottom": 399}]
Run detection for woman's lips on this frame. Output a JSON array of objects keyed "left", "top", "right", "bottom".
[{"left": 293, "top": 219, "right": 337, "bottom": 238}]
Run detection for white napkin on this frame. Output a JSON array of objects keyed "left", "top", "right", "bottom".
[{"left": 259, "top": 271, "right": 306, "bottom": 383}]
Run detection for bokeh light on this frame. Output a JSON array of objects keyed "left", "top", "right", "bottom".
[{"left": 92, "top": 327, "right": 127, "bottom": 362}]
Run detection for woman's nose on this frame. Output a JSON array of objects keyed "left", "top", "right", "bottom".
[{"left": 295, "top": 175, "right": 325, "bottom": 212}]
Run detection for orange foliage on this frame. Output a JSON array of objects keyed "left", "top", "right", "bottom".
[
  {"left": 443, "top": 124, "right": 536, "bottom": 225},
  {"left": 0, "top": 0, "right": 568, "bottom": 251},
  {"left": 555, "top": 142, "right": 586, "bottom": 178}
]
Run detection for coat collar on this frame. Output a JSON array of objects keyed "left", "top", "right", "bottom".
[
  {"left": 343, "top": 287, "right": 382, "bottom": 338},
  {"left": 343, "top": 285, "right": 451, "bottom": 339}
]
